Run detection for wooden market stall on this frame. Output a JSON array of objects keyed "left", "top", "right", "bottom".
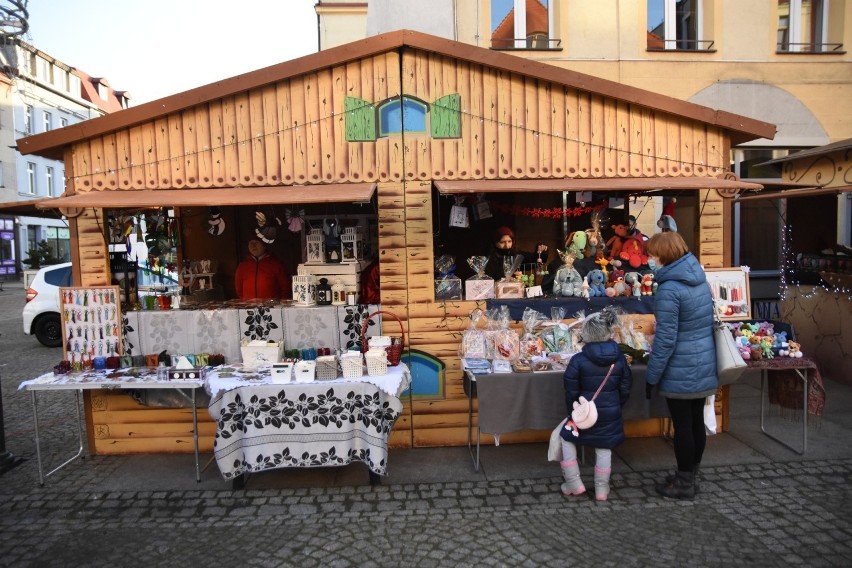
[{"left": 17, "top": 30, "right": 775, "bottom": 455}]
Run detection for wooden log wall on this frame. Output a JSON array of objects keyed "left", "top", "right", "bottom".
[{"left": 64, "top": 48, "right": 727, "bottom": 194}]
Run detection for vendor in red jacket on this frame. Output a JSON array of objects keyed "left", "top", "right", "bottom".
[{"left": 234, "top": 239, "right": 291, "bottom": 300}]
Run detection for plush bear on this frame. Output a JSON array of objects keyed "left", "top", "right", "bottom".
[
  {"left": 586, "top": 269, "right": 607, "bottom": 297},
  {"left": 552, "top": 251, "right": 584, "bottom": 297},
  {"left": 606, "top": 223, "right": 629, "bottom": 261},
  {"left": 749, "top": 345, "right": 763, "bottom": 361}
]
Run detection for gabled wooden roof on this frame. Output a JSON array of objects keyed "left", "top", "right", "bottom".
[{"left": 18, "top": 30, "right": 775, "bottom": 160}]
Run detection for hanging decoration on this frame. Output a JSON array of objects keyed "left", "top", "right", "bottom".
[
  {"left": 285, "top": 208, "right": 306, "bottom": 233},
  {"left": 206, "top": 207, "right": 226, "bottom": 237},
  {"left": 254, "top": 209, "right": 282, "bottom": 244},
  {"left": 489, "top": 200, "right": 608, "bottom": 219},
  {"left": 449, "top": 196, "right": 470, "bottom": 228}
]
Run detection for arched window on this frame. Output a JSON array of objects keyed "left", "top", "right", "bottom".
[{"left": 377, "top": 96, "right": 427, "bottom": 137}]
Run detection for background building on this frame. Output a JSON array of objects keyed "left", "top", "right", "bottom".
[
  {"left": 316, "top": 0, "right": 852, "bottom": 313},
  {"left": 0, "top": 37, "right": 128, "bottom": 277}
]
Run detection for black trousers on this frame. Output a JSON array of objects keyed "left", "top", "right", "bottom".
[{"left": 665, "top": 397, "right": 707, "bottom": 472}]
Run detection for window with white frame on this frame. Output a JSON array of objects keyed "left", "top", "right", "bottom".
[
  {"left": 59, "top": 169, "right": 65, "bottom": 194},
  {"left": 43, "top": 111, "right": 52, "bottom": 132},
  {"left": 26, "top": 162, "right": 36, "bottom": 195},
  {"left": 46, "top": 166, "right": 54, "bottom": 197},
  {"left": 24, "top": 105, "right": 33, "bottom": 134},
  {"left": 647, "top": 0, "right": 707, "bottom": 50},
  {"left": 491, "top": 0, "right": 558, "bottom": 49},
  {"left": 0, "top": 161, "right": 4, "bottom": 187},
  {"left": 60, "top": 117, "right": 68, "bottom": 128},
  {"left": 777, "top": 0, "right": 831, "bottom": 52}
]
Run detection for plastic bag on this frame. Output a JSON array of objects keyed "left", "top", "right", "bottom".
[
  {"left": 465, "top": 256, "right": 495, "bottom": 300},
  {"left": 461, "top": 309, "right": 488, "bottom": 358},
  {"left": 435, "top": 254, "right": 462, "bottom": 300},
  {"left": 492, "top": 306, "right": 519, "bottom": 360},
  {"left": 518, "top": 307, "right": 547, "bottom": 358}
]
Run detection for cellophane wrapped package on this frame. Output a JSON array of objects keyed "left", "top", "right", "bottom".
[
  {"left": 518, "top": 307, "right": 547, "bottom": 359},
  {"left": 495, "top": 254, "right": 525, "bottom": 299},
  {"left": 435, "top": 254, "right": 463, "bottom": 301},
  {"left": 460, "top": 309, "right": 488, "bottom": 359},
  {"left": 465, "top": 256, "right": 495, "bottom": 300},
  {"left": 492, "top": 306, "right": 519, "bottom": 361}
]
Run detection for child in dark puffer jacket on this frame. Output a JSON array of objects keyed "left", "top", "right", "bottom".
[{"left": 559, "top": 307, "right": 632, "bottom": 501}]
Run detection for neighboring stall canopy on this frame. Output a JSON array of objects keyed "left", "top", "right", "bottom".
[
  {"left": 35, "top": 183, "right": 377, "bottom": 209},
  {"left": 435, "top": 176, "right": 763, "bottom": 194},
  {"left": 0, "top": 197, "right": 64, "bottom": 218},
  {"left": 736, "top": 139, "right": 852, "bottom": 201}
]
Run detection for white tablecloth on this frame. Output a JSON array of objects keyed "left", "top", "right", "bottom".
[{"left": 206, "top": 363, "right": 410, "bottom": 479}]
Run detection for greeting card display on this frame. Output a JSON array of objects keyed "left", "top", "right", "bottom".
[{"left": 59, "top": 286, "right": 123, "bottom": 370}]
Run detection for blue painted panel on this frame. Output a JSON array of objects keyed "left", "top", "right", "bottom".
[{"left": 401, "top": 349, "right": 445, "bottom": 399}]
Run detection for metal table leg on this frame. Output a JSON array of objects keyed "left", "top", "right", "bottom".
[
  {"left": 760, "top": 368, "right": 808, "bottom": 454},
  {"left": 32, "top": 389, "right": 85, "bottom": 486},
  {"left": 192, "top": 388, "right": 200, "bottom": 482},
  {"left": 466, "top": 381, "right": 480, "bottom": 472}
]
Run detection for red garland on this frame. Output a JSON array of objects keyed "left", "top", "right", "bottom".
[{"left": 490, "top": 200, "right": 607, "bottom": 219}]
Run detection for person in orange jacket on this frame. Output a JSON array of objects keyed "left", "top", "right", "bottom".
[{"left": 234, "top": 239, "right": 291, "bottom": 300}]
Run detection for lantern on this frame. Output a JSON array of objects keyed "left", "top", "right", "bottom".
[
  {"left": 340, "top": 226, "right": 364, "bottom": 263},
  {"left": 316, "top": 278, "right": 332, "bottom": 305},
  {"left": 292, "top": 267, "right": 317, "bottom": 306},
  {"left": 305, "top": 228, "right": 325, "bottom": 264}
]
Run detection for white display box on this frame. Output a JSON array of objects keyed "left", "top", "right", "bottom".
[
  {"left": 465, "top": 277, "right": 495, "bottom": 301},
  {"left": 240, "top": 339, "right": 284, "bottom": 368},
  {"left": 294, "top": 360, "right": 316, "bottom": 383},
  {"left": 270, "top": 363, "right": 294, "bottom": 383}
]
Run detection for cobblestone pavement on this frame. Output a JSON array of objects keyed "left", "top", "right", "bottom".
[{"left": 2, "top": 282, "right": 852, "bottom": 567}]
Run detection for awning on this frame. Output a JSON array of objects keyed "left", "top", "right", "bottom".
[
  {"left": 0, "top": 197, "right": 64, "bottom": 218},
  {"left": 735, "top": 184, "right": 852, "bottom": 202},
  {"left": 434, "top": 177, "right": 763, "bottom": 194},
  {"left": 36, "top": 183, "right": 377, "bottom": 210}
]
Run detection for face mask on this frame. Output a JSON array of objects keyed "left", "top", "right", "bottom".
[{"left": 647, "top": 258, "right": 657, "bottom": 271}]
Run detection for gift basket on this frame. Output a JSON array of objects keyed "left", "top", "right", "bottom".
[
  {"left": 360, "top": 310, "right": 405, "bottom": 366},
  {"left": 315, "top": 355, "right": 339, "bottom": 380},
  {"left": 341, "top": 351, "right": 364, "bottom": 379}
]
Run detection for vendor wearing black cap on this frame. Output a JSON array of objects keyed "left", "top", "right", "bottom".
[{"left": 485, "top": 226, "right": 549, "bottom": 281}]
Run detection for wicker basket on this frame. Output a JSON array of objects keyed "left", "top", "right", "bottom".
[
  {"left": 365, "top": 349, "right": 389, "bottom": 376},
  {"left": 315, "top": 355, "right": 339, "bottom": 381},
  {"left": 340, "top": 353, "right": 364, "bottom": 379},
  {"left": 360, "top": 310, "right": 405, "bottom": 366}
]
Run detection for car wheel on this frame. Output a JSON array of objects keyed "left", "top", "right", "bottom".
[{"left": 35, "top": 314, "right": 63, "bottom": 348}]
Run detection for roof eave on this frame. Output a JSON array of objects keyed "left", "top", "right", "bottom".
[{"left": 17, "top": 29, "right": 775, "bottom": 159}]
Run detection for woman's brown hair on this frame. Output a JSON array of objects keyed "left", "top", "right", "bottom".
[{"left": 645, "top": 232, "right": 689, "bottom": 266}]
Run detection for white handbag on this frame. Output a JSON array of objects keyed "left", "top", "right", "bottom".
[
  {"left": 571, "top": 364, "right": 615, "bottom": 430},
  {"left": 714, "top": 320, "right": 747, "bottom": 385}
]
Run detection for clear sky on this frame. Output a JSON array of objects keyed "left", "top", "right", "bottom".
[{"left": 25, "top": 0, "right": 320, "bottom": 105}]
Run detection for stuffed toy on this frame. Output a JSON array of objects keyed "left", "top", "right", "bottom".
[
  {"left": 624, "top": 271, "right": 642, "bottom": 296},
  {"left": 760, "top": 336, "right": 775, "bottom": 359},
  {"left": 606, "top": 223, "right": 629, "bottom": 261},
  {"left": 566, "top": 230, "right": 589, "bottom": 259},
  {"left": 586, "top": 269, "right": 607, "bottom": 297},
  {"left": 608, "top": 260, "right": 624, "bottom": 284},
  {"left": 739, "top": 345, "right": 751, "bottom": 360},
  {"left": 786, "top": 341, "right": 803, "bottom": 358},
  {"left": 749, "top": 345, "right": 763, "bottom": 361},
  {"left": 552, "top": 251, "right": 584, "bottom": 297},
  {"left": 641, "top": 273, "right": 655, "bottom": 295},
  {"left": 611, "top": 276, "right": 629, "bottom": 297},
  {"left": 580, "top": 277, "right": 590, "bottom": 299},
  {"left": 619, "top": 235, "right": 648, "bottom": 269}
]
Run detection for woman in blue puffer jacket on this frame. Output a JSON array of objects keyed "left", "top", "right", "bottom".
[
  {"left": 560, "top": 306, "right": 632, "bottom": 501},
  {"left": 645, "top": 231, "right": 717, "bottom": 500}
]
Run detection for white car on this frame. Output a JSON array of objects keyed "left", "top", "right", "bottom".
[{"left": 23, "top": 262, "right": 72, "bottom": 347}]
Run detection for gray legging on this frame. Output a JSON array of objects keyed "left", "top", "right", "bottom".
[{"left": 665, "top": 397, "right": 707, "bottom": 472}]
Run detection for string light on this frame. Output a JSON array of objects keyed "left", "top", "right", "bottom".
[
  {"left": 781, "top": 222, "right": 852, "bottom": 302},
  {"left": 63, "top": 98, "right": 731, "bottom": 186}
]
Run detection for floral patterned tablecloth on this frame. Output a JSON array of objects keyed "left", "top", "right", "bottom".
[
  {"left": 206, "top": 364, "right": 410, "bottom": 479},
  {"left": 747, "top": 356, "right": 825, "bottom": 417}
]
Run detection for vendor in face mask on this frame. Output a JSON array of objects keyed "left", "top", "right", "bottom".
[{"left": 485, "top": 226, "right": 549, "bottom": 281}]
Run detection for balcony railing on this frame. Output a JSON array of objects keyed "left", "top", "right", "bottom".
[
  {"left": 647, "top": 39, "right": 716, "bottom": 51},
  {"left": 491, "top": 37, "right": 562, "bottom": 50},
  {"left": 777, "top": 42, "right": 845, "bottom": 53}
]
